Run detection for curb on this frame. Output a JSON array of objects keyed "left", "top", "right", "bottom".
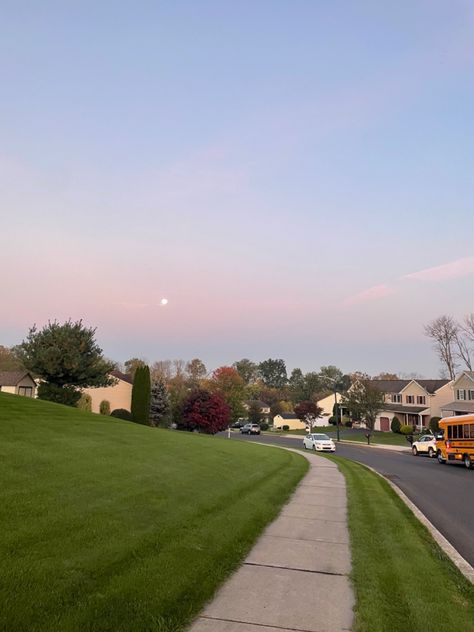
[{"left": 360, "top": 462, "right": 474, "bottom": 585}]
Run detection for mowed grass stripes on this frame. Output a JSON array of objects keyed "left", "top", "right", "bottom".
[{"left": 0, "top": 393, "right": 307, "bottom": 632}]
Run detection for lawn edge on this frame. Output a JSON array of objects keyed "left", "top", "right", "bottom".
[{"left": 358, "top": 461, "right": 474, "bottom": 585}]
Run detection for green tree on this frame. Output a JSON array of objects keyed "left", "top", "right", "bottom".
[
  {"left": 258, "top": 359, "right": 288, "bottom": 389},
  {"left": 233, "top": 359, "right": 259, "bottom": 384},
  {"left": 248, "top": 401, "right": 263, "bottom": 425},
  {"left": 150, "top": 378, "right": 170, "bottom": 427},
  {"left": 288, "top": 368, "right": 305, "bottom": 403},
  {"left": 209, "top": 366, "right": 246, "bottom": 423},
  {"left": 131, "top": 365, "right": 151, "bottom": 424},
  {"left": 342, "top": 380, "right": 385, "bottom": 439},
  {"left": 17, "top": 320, "right": 115, "bottom": 406}
]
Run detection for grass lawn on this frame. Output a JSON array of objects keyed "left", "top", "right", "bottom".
[
  {"left": 337, "top": 429, "right": 411, "bottom": 446},
  {"left": 0, "top": 393, "right": 308, "bottom": 632},
  {"left": 321, "top": 454, "right": 474, "bottom": 632}
]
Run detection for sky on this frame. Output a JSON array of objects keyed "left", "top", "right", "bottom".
[{"left": 1, "top": 1, "right": 474, "bottom": 376}]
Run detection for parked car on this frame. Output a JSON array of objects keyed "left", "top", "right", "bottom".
[
  {"left": 231, "top": 420, "right": 245, "bottom": 429},
  {"left": 411, "top": 434, "right": 436, "bottom": 458},
  {"left": 303, "top": 433, "right": 336, "bottom": 452},
  {"left": 240, "top": 423, "right": 261, "bottom": 435}
]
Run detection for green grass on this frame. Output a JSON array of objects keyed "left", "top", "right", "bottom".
[
  {"left": 0, "top": 393, "right": 308, "bottom": 632},
  {"left": 338, "top": 430, "right": 411, "bottom": 446},
  {"left": 322, "top": 454, "right": 474, "bottom": 632}
]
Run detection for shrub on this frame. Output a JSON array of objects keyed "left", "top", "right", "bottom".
[
  {"left": 429, "top": 416, "right": 441, "bottom": 433},
  {"left": 328, "top": 416, "right": 336, "bottom": 425},
  {"left": 39, "top": 382, "right": 81, "bottom": 407},
  {"left": 345, "top": 420, "right": 353, "bottom": 428},
  {"left": 400, "top": 424, "right": 413, "bottom": 435},
  {"left": 282, "top": 425, "right": 290, "bottom": 431},
  {"left": 391, "top": 416, "right": 401, "bottom": 434},
  {"left": 260, "top": 422, "right": 269, "bottom": 431},
  {"left": 99, "top": 400, "right": 111, "bottom": 415},
  {"left": 76, "top": 393, "right": 92, "bottom": 412},
  {"left": 111, "top": 408, "right": 133, "bottom": 421},
  {"left": 131, "top": 365, "right": 151, "bottom": 424},
  {"left": 178, "top": 389, "right": 230, "bottom": 434}
]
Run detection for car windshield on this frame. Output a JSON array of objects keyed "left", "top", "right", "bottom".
[{"left": 313, "top": 434, "right": 330, "bottom": 441}]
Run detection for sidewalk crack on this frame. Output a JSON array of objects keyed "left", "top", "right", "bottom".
[{"left": 243, "top": 561, "right": 347, "bottom": 577}]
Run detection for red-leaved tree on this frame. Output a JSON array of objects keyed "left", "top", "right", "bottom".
[
  {"left": 179, "top": 389, "right": 231, "bottom": 434},
  {"left": 294, "top": 401, "right": 323, "bottom": 430}
]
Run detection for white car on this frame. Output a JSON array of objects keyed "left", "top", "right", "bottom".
[
  {"left": 411, "top": 434, "right": 436, "bottom": 458},
  {"left": 303, "top": 433, "right": 336, "bottom": 453}
]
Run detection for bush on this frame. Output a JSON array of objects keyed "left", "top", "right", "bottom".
[
  {"left": 391, "top": 416, "right": 401, "bottom": 434},
  {"left": 429, "top": 416, "right": 441, "bottom": 433},
  {"left": 179, "top": 389, "right": 230, "bottom": 434},
  {"left": 131, "top": 365, "right": 151, "bottom": 424},
  {"left": 99, "top": 400, "right": 111, "bottom": 415},
  {"left": 111, "top": 408, "right": 133, "bottom": 421},
  {"left": 76, "top": 393, "right": 92, "bottom": 412},
  {"left": 345, "top": 420, "right": 353, "bottom": 428},
  {"left": 260, "top": 422, "right": 269, "bottom": 431},
  {"left": 328, "top": 416, "right": 336, "bottom": 425},
  {"left": 282, "top": 425, "right": 290, "bottom": 431},
  {"left": 38, "top": 382, "right": 81, "bottom": 407},
  {"left": 400, "top": 424, "right": 413, "bottom": 435}
]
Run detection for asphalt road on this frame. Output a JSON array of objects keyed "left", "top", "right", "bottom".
[{"left": 227, "top": 432, "right": 474, "bottom": 568}]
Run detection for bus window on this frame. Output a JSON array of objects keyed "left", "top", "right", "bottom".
[{"left": 470, "top": 424, "right": 474, "bottom": 438}]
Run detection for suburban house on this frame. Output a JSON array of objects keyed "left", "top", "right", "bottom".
[
  {"left": 316, "top": 392, "right": 342, "bottom": 422},
  {"left": 0, "top": 371, "right": 37, "bottom": 397},
  {"left": 273, "top": 413, "right": 306, "bottom": 430},
  {"left": 367, "top": 379, "right": 452, "bottom": 431},
  {"left": 243, "top": 400, "right": 271, "bottom": 420},
  {"left": 441, "top": 372, "right": 474, "bottom": 417},
  {"left": 82, "top": 370, "right": 133, "bottom": 414}
]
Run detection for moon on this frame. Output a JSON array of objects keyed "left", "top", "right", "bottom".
[{"left": 160, "top": 298, "right": 168, "bottom": 306}]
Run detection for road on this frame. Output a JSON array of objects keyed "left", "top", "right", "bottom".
[{"left": 227, "top": 432, "right": 474, "bottom": 568}]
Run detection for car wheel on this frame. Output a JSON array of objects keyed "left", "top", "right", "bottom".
[
  {"left": 312, "top": 445, "right": 316, "bottom": 451},
  {"left": 428, "top": 447, "right": 435, "bottom": 458},
  {"left": 437, "top": 450, "right": 445, "bottom": 464},
  {"left": 464, "top": 454, "right": 473, "bottom": 470},
  {"left": 412, "top": 446, "right": 418, "bottom": 456}
]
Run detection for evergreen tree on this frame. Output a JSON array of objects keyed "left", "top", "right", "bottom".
[
  {"left": 150, "top": 378, "right": 170, "bottom": 427},
  {"left": 131, "top": 365, "right": 151, "bottom": 424}
]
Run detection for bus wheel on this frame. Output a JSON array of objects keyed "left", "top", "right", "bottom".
[
  {"left": 437, "top": 451, "right": 445, "bottom": 464},
  {"left": 464, "top": 454, "right": 473, "bottom": 470}
]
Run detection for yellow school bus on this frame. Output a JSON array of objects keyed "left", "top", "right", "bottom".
[{"left": 436, "top": 414, "right": 474, "bottom": 469}]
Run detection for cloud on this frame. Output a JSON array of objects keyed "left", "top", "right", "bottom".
[
  {"left": 402, "top": 257, "right": 474, "bottom": 282},
  {"left": 343, "top": 284, "right": 396, "bottom": 307}
]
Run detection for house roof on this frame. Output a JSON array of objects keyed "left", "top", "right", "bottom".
[
  {"left": 441, "top": 401, "right": 474, "bottom": 413},
  {"left": 0, "top": 371, "right": 33, "bottom": 386},
  {"left": 371, "top": 379, "right": 449, "bottom": 395},
  {"left": 246, "top": 399, "right": 270, "bottom": 409},
  {"left": 453, "top": 371, "right": 474, "bottom": 386},
  {"left": 110, "top": 370, "right": 133, "bottom": 384},
  {"left": 382, "top": 404, "right": 429, "bottom": 414}
]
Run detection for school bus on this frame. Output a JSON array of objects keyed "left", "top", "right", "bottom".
[{"left": 436, "top": 414, "right": 474, "bottom": 469}]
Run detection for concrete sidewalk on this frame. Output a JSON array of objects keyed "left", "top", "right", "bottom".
[{"left": 189, "top": 452, "right": 354, "bottom": 632}]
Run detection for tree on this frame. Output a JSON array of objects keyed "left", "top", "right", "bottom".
[
  {"left": 294, "top": 401, "right": 323, "bottom": 432},
  {"left": 186, "top": 358, "right": 207, "bottom": 386},
  {"left": 149, "top": 378, "right": 170, "bottom": 427},
  {"left": 0, "top": 345, "right": 24, "bottom": 371},
  {"left": 209, "top": 366, "right": 246, "bottom": 422},
  {"left": 248, "top": 401, "right": 263, "bottom": 425},
  {"left": 342, "top": 380, "right": 385, "bottom": 438},
  {"left": 124, "top": 358, "right": 147, "bottom": 380},
  {"left": 288, "top": 368, "right": 305, "bottom": 403},
  {"left": 374, "top": 372, "right": 399, "bottom": 381},
  {"left": 424, "top": 316, "right": 458, "bottom": 380},
  {"left": 17, "top": 320, "right": 115, "bottom": 406},
  {"left": 131, "top": 365, "right": 151, "bottom": 424},
  {"left": 233, "top": 359, "right": 259, "bottom": 384},
  {"left": 150, "top": 360, "right": 173, "bottom": 383},
  {"left": 258, "top": 359, "right": 288, "bottom": 389},
  {"left": 319, "top": 365, "right": 344, "bottom": 387},
  {"left": 179, "top": 389, "right": 230, "bottom": 434}
]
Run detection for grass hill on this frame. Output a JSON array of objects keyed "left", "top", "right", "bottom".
[{"left": 0, "top": 393, "right": 307, "bottom": 632}]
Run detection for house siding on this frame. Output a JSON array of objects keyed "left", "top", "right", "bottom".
[{"left": 83, "top": 379, "right": 132, "bottom": 414}]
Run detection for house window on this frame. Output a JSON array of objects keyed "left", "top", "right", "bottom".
[
  {"left": 457, "top": 389, "right": 466, "bottom": 401},
  {"left": 392, "top": 394, "right": 402, "bottom": 403},
  {"left": 468, "top": 390, "right": 474, "bottom": 401},
  {"left": 18, "top": 386, "right": 33, "bottom": 397},
  {"left": 416, "top": 396, "right": 426, "bottom": 405},
  {"left": 406, "top": 395, "right": 415, "bottom": 404}
]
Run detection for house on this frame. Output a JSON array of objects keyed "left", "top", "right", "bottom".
[
  {"left": 0, "top": 371, "right": 37, "bottom": 397},
  {"left": 82, "top": 370, "right": 133, "bottom": 414},
  {"left": 368, "top": 379, "right": 452, "bottom": 431},
  {"left": 441, "top": 372, "right": 474, "bottom": 417},
  {"left": 316, "top": 392, "right": 342, "bottom": 422},
  {"left": 243, "top": 400, "right": 271, "bottom": 420},
  {"left": 273, "top": 413, "right": 306, "bottom": 430}
]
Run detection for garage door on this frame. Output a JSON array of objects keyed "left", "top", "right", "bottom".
[{"left": 380, "top": 417, "right": 390, "bottom": 432}]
